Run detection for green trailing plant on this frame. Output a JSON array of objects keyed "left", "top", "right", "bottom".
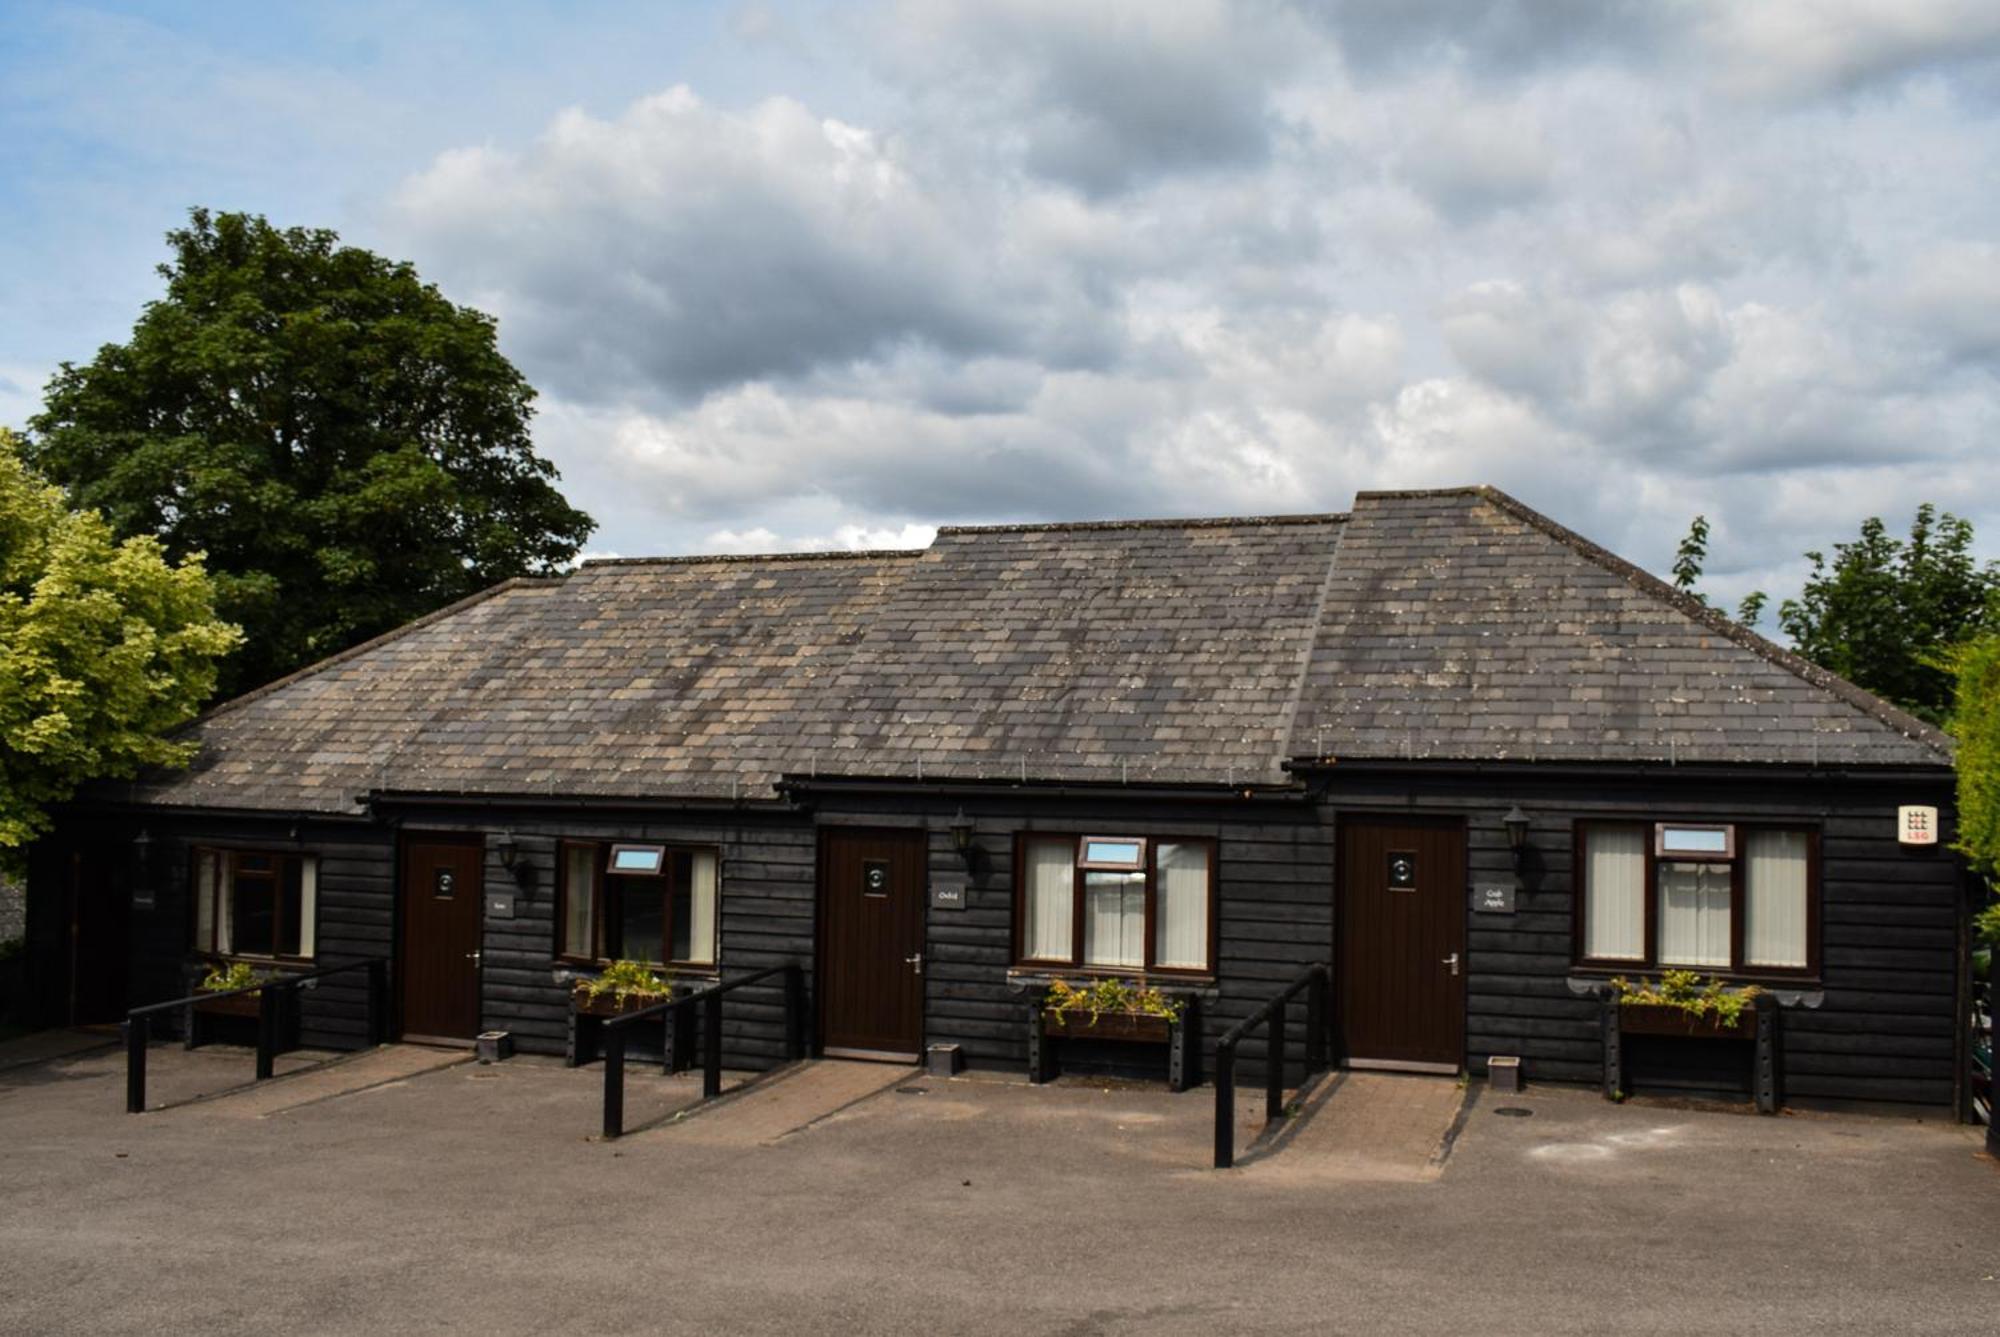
[
  {"left": 1610, "top": 970, "right": 1762, "bottom": 1027},
  {"left": 1042, "top": 976, "right": 1183, "bottom": 1024},
  {"left": 575, "top": 959, "right": 674, "bottom": 1006},
  {"left": 198, "top": 961, "right": 264, "bottom": 994}
]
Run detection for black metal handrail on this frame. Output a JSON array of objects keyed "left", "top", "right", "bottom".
[
  {"left": 1213, "top": 962, "right": 1331, "bottom": 1168},
  {"left": 600, "top": 962, "right": 807, "bottom": 1139},
  {"left": 124, "top": 958, "right": 389, "bottom": 1114}
]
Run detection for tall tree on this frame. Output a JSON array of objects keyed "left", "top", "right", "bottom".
[
  {"left": 0, "top": 429, "right": 239, "bottom": 864},
  {"left": 25, "top": 209, "right": 593, "bottom": 697},
  {"left": 1778, "top": 505, "right": 1998, "bottom": 725}
]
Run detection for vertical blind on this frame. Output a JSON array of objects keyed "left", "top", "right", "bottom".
[
  {"left": 1023, "top": 838, "right": 1075, "bottom": 960},
  {"left": 1744, "top": 829, "right": 1808, "bottom": 968},
  {"left": 1658, "top": 861, "right": 1731, "bottom": 967},
  {"left": 1153, "top": 842, "right": 1209, "bottom": 969},
  {"left": 1584, "top": 825, "right": 1646, "bottom": 960},
  {"left": 1084, "top": 870, "right": 1146, "bottom": 967}
]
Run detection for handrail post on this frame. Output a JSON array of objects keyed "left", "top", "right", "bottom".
[
  {"left": 366, "top": 959, "right": 388, "bottom": 1046},
  {"left": 1214, "top": 1037, "right": 1237, "bottom": 1168},
  {"left": 1266, "top": 999, "right": 1286, "bottom": 1120},
  {"left": 703, "top": 992, "right": 724, "bottom": 1099},
  {"left": 125, "top": 1015, "right": 147, "bottom": 1114},
  {"left": 255, "top": 987, "right": 278, "bottom": 1081},
  {"left": 602, "top": 1022, "right": 627, "bottom": 1140}
]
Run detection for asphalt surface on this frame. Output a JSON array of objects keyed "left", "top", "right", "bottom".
[{"left": 0, "top": 1037, "right": 1994, "bottom": 1335}]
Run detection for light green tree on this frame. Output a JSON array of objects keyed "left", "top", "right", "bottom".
[{"left": 0, "top": 427, "right": 240, "bottom": 864}]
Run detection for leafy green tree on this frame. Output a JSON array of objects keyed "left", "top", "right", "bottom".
[
  {"left": 0, "top": 428, "right": 240, "bottom": 864},
  {"left": 1778, "top": 506, "right": 1998, "bottom": 725},
  {"left": 25, "top": 209, "right": 593, "bottom": 697},
  {"left": 1670, "top": 514, "right": 1767, "bottom": 628},
  {"left": 1952, "top": 636, "right": 2000, "bottom": 879}
]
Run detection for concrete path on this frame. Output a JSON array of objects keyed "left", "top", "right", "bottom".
[{"left": 1241, "top": 1070, "right": 1468, "bottom": 1181}]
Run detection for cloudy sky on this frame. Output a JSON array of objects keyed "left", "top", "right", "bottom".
[{"left": 4, "top": 2, "right": 1997, "bottom": 613}]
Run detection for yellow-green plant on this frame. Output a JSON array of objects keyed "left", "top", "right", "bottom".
[
  {"left": 1611, "top": 970, "right": 1761, "bottom": 1027},
  {"left": 199, "top": 961, "right": 263, "bottom": 994},
  {"left": 1043, "top": 976, "right": 1183, "bottom": 1024},
  {"left": 575, "top": 959, "right": 674, "bottom": 1005}
]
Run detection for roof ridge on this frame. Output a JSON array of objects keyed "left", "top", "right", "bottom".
[
  {"left": 936, "top": 512, "right": 1349, "bottom": 537},
  {"left": 579, "top": 548, "right": 929, "bottom": 569},
  {"left": 1467, "top": 485, "right": 1955, "bottom": 759},
  {"left": 175, "top": 577, "right": 565, "bottom": 734}
]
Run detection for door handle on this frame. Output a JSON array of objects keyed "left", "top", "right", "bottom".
[
  {"left": 1442, "top": 952, "right": 1459, "bottom": 977},
  {"left": 905, "top": 952, "right": 923, "bottom": 977},
  {"left": 466, "top": 952, "right": 482, "bottom": 964}
]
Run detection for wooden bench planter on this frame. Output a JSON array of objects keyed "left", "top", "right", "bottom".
[
  {"left": 1600, "top": 991, "right": 1781, "bottom": 1113},
  {"left": 567, "top": 992, "right": 695, "bottom": 1072},
  {"left": 1028, "top": 997, "right": 1201, "bottom": 1092}
]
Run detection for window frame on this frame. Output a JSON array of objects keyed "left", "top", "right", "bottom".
[
  {"left": 1571, "top": 819, "right": 1820, "bottom": 982},
  {"left": 189, "top": 845, "right": 318, "bottom": 964},
  {"left": 555, "top": 839, "right": 722, "bottom": 969},
  {"left": 1011, "top": 832, "right": 1218, "bottom": 978}
]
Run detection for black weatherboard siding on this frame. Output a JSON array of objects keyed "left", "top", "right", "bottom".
[{"left": 28, "top": 485, "right": 1964, "bottom": 1112}]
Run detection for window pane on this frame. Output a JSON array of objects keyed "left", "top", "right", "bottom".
[
  {"left": 1154, "top": 843, "right": 1209, "bottom": 969},
  {"left": 563, "top": 846, "right": 597, "bottom": 958},
  {"left": 1083, "top": 870, "right": 1144, "bottom": 968},
  {"left": 1081, "top": 838, "right": 1143, "bottom": 867},
  {"left": 610, "top": 845, "right": 664, "bottom": 874},
  {"left": 278, "top": 857, "right": 303, "bottom": 957},
  {"left": 1658, "top": 861, "right": 1730, "bottom": 967},
  {"left": 1584, "top": 826, "right": 1646, "bottom": 960},
  {"left": 296, "top": 857, "right": 317, "bottom": 958},
  {"left": 670, "top": 850, "right": 719, "bottom": 965},
  {"left": 195, "top": 852, "right": 217, "bottom": 953},
  {"left": 232, "top": 870, "right": 278, "bottom": 956},
  {"left": 1023, "top": 838, "right": 1075, "bottom": 960},
  {"left": 1658, "top": 825, "right": 1731, "bottom": 856},
  {"left": 1744, "top": 830, "right": 1808, "bottom": 968},
  {"left": 611, "top": 877, "right": 663, "bottom": 963},
  {"left": 216, "top": 856, "right": 234, "bottom": 954}
]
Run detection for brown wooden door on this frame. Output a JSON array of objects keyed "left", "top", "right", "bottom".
[
  {"left": 1337, "top": 816, "right": 1466, "bottom": 1069},
  {"left": 68, "top": 845, "right": 129, "bottom": 1024},
  {"left": 818, "top": 829, "right": 926, "bottom": 1059},
  {"left": 399, "top": 836, "right": 484, "bottom": 1040}
]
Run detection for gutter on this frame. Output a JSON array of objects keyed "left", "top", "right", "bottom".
[
  {"left": 359, "top": 788, "right": 802, "bottom": 816},
  {"left": 1283, "top": 757, "right": 1956, "bottom": 787},
  {"left": 774, "top": 774, "right": 1312, "bottom": 805}
]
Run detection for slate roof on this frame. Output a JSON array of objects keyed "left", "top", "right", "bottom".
[{"left": 116, "top": 487, "right": 1951, "bottom": 816}]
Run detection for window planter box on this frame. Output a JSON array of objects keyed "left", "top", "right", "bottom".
[
  {"left": 192, "top": 989, "right": 264, "bottom": 1020},
  {"left": 1616, "top": 1002, "right": 1755, "bottom": 1040},
  {"left": 571, "top": 991, "right": 673, "bottom": 1019},
  {"left": 567, "top": 989, "right": 693, "bottom": 1072},
  {"left": 1028, "top": 997, "right": 1200, "bottom": 1092}
]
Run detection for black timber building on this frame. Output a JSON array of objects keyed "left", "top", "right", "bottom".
[{"left": 26, "top": 487, "right": 1972, "bottom": 1110}]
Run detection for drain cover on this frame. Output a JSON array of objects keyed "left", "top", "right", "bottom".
[
  {"left": 1493, "top": 1106, "right": 1534, "bottom": 1118},
  {"left": 895, "top": 1085, "right": 927, "bottom": 1095}
]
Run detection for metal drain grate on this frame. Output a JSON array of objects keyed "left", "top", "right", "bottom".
[{"left": 1493, "top": 1106, "right": 1533, "bottom": 1118}]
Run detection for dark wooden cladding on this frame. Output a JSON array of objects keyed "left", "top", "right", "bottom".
[
  {"left": 818, "top": 829, "right": 926, "bottom": 1057},
  {"left": 398, "top": 835, "right": 484, "bottom": 1040},
  {"left": 26, "top": 762, "right": 1964, "bottom": 1110},
  {"left": 1337, "top": 816, "right": 1466, "bottom": 1067}
]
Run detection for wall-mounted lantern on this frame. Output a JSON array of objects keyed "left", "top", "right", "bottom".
[
  {"left": 948, "top": 808, "right": 977, "bottom": 870},
  {"left": 1502, "top": 805, "right": 1530, "bottom": 874},
  {"left": 495, "top": 831, "right": 534, "bottom": 890}
]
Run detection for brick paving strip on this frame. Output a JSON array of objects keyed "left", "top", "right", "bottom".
[
  {"left": 1240, "top": 1071, "right": 1470, "bottom": 1182},
  {"left": 649, "top": 1058, "right": 913, "bottom": 1147}
]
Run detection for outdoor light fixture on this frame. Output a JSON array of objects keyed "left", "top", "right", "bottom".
[
  {"left": 496, "top": 832, "right": 519, "bottom": 870},
  {"left": 948, "top": 808, "right": 976, "bottom": 869},
  {"left": 1502, "top": 805, "right": 1530, "bottom": 873}
]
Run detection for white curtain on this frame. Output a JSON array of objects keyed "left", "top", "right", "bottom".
[
  {"left": 1584, "top": 826, "right": 1645, "bottom": 960},
  {"left": 1084, "top": 871, "right": 1145, "bottom": 968},
  {"left": 564, "top": 845, "right": 596, "bottom": 958},
  {"left": 1024, "top": 838, "right": 1075, "bottom": 960},
  {"left": 215, "top": 855, "right": 234, "bottom": 955},
  {"left": 1153, "top": 843, "right": 1209, "bottom": 969},
  {"left": 1658, "top": 861, "right": 1731, "bottom": 967},
  {"left": 1744, "top": 830, "right": 1808, "bottom": 968},
  {"left": 687, "top": 850, "right": 719, "bottom": 965},
  {"left": 196, "top": 851, "right": 217, "bottom": 953},
  {"left": 296, "top": 857, "right": 318, "bottom": 959}
]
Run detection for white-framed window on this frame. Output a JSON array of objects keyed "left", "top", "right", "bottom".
[
  {"left": 1576, "top": 822, "right": 1815, "bottom": 976},
  {"left": 193, "top": 848, "right": 317, "bottom": 960},
  {"left": 1018, "top": 834, "right": 1214, "bottom": 974}
]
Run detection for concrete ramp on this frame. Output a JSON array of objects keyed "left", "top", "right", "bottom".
[
  {"left": 1241, "top": 1071, "right": 1468, "bottom": 1182},
  {"left": 656, "top": 1059, "right": 910, "bottom": 1147},
  {"left": 204, "top": 1044, "right": 474, "bottom": 1118}
]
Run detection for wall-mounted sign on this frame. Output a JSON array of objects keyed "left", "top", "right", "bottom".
[
  {"left": 930, "top": 879, "right": 968, "bottom": 911},
  {"left": 131, "top": 887, "right": 156, "bottom": 912},
  {"left": 1472, "top": 884, "right": 1515, "bottom": 914},
  {"left": 1897, "top": 806, "right": 1938, "bottom": 847},
  {"left": 486, "top": 893, "right": 515, "bottom": 920}
]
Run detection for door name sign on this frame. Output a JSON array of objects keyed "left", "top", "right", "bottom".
[
  {"left": 930, "top": 879, "right": 968, "bottom": 911},
  {"left": 1472, "top": 883, "right": 1516, "bottom": 914},
  {"left": 1896, "top": 806, "right": 1938, "bottom": 847},
  {"left": 486, "top": 892, "right": 515, "bottom": 920}
]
